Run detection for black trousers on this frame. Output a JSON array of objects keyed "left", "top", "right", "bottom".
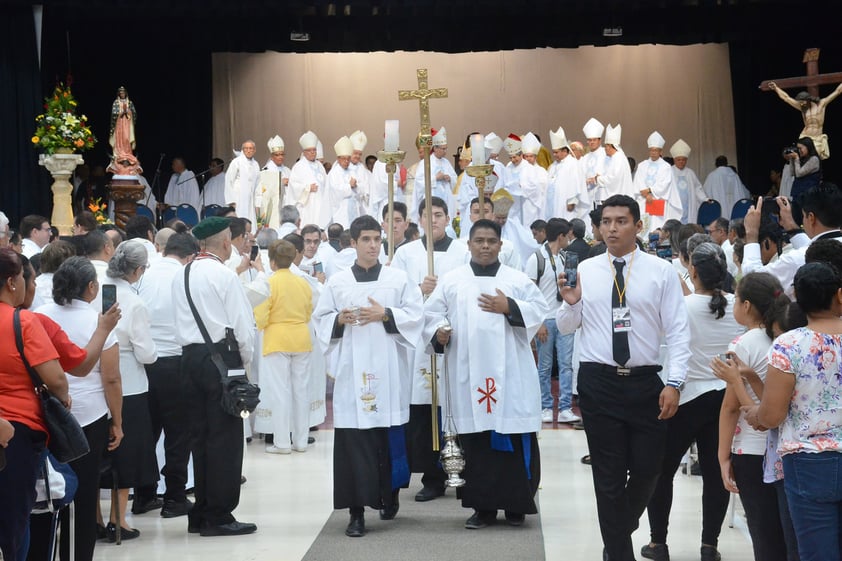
[
  {"left": 731, "top": 454, "right": 788, "bottom": 561},
  {"left": 182, "top": 344, "right": 244, "bottom": 528},
  {"left": 135, "top": 356, "right": 191, "bottom": 502},
  {"left": 407, "top": 404, "right": 446, "bottom": 489},
  {"left": 0, "top": 423, "right": 46, "bottom": 561},
  {"left": 646, "top": 389, "right": 729, "bottom": 547},
  {"left": 577, "top": 364, "right": 667, "bottom": 561}
]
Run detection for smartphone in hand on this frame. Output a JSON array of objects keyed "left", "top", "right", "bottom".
[
  {"left": 249, "top": 245, "right": 259, "bottom": 261},
  {"left": 101, "top": 283, "right": 117, "bottom": 314}
]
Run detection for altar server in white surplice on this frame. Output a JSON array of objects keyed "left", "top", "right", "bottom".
[
  {"left": 224, "top": 140, "right": 260, "bottom": 225},
  {"left": 258, "top": 135, "right": 291, "bottom": 231},
  {"left": 581, "top": 118, "right": 608, "bottom": 204},
  {"left": 548, "top": 127, "right": 589, "bottom": 221},
  {"left": 594, "top": 124, "right": 635, "bottom": 201},
  {"left": 313, "top": 215, "right": 424, "bottom": 537},
  {"left": 165, "top": 157, "right": 202, "bottom": 213},
  {"left": 669, "top": 139, "right": 709, "bottom": 224},
  {"left": 633, "top": 131, "right": 682, "bottom": 231},
  {"left": 289, "top": 131, "right": 330, "bottom": 228},
  {"left": 413, "top": 127, "right": 457, "bottom": 222},
  {"left": 519, "top": 132, "right": 549, "bottom": 225},
  {"left": 424, "top": 218, "right": 547, "bottom": 529},
  {"left": 391, "top": 196, "right": 468, "bottom": 501},
  {"left": 328, "top": 136, "right": 365, "bottom": 229}
]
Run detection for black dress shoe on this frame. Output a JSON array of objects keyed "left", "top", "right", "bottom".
[
  {"left": 308, "top": 436, "right": 316, "bottom": 444},
  {"left": 161, "top": 498, "right": 194, "bottom": 518},
  {"left": 199, "top": 521, "right": 257, "bottom": 537},
  {"left": 464, "top": 510, "right": 497, "bottom": 529},
  {"left": 580, "top": 454, "right": 592, "bottom": 465},
  {"left": 414, "top": 485, "right": 445, "bottom": 502},
  {"left": 96, "top": 524, "right": 108, "bottom": 541},
  {"left": 131, "top": 497, "right": 164, "bottom": 515},
  {"left": 106, "top": 522, "right": 140, "bottom": 542},
  {"left": 187, "top": 516, "right": 201, "bottom": 534},
  {"left": 504, "top": 511, "right": 525, "bottom": 526},
  {"left": 240, "top": 475, "right": 247, "bottom": 485},
  {"left": 379, "top": 490, "right": 400, "bottom": 520},
  {"left": 345, "top": 512, "right": 365, "bottom": 537}
]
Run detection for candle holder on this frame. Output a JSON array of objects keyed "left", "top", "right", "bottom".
[
  {"left": 466, "top": 163, "right": 494, "bottom": 195},
  {"left": 377, "top": 149, "right": 407, "bottom": 261}
]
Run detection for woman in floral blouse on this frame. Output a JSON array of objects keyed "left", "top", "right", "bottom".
[{"left": 745, "top": 261, "right": 842, "bottom": 561}]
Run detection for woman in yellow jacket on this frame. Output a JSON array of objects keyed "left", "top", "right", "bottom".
[{"left": 255, "top": 240, "right": 313, "bottom": 454}]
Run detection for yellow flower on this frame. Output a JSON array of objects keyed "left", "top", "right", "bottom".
[{"left": 31, "top": 136, "right": 40, "bottom": 144}]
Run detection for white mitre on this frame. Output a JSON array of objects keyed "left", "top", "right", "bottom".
[
  {"left": 521, "top": 132, "right": 541, "bottom": 156},
  {"left": 268, "top": 135, "right": 285, "bottom": 153},
  {"left": 432, "top": 127, "right": 447, "bottom": 146},
  {"left": 503, "top": 134, "right": 522, "bottom": 155},
  {"left": 350, "top": 130, "right": 367, "bottom": 152},
  {"left": 582, "top": 118, "right": 605, "bottom": 139},
  {"left": 604, "top": 124, "right": 622, "bottom": 147},
  {"left": 484, "top": 132, "right": 503, "bottom": 155},
  {"left": 299, "top": 131, "right": 318, "bottom": 150},
  {"left": 334, "top": 136, "right": 353, "bottom": 157},
  {"left": 670, "top": 139, "right": 691, "bottom": 158},
  {"left": 647, "top": 131, "right": 666, "bottom": 149},
  {"left": 549, "top": 127, "right": 570, "bottom": 150}
]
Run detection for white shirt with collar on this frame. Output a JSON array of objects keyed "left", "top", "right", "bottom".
[
  {"left": 21, "top": 238, "right": 42, "bottom": 258},
  {"left": 742, "top": 230, "right": 839, "bottom": 297},
  {"left": 109, "top": 276, "right": 157, "bottom": 395},
  {"left": 557, "top": 247, "right": 691, "bottom": 384},
  {"left": 524, "top": 243, "right": 564, "bottom": 319},
  {"left": 137, "top": 256, "right": 184, "bottom": 358}
]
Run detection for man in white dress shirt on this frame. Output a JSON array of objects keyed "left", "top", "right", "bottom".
[
  {"left": 257, "top": 136, "right": 291, "bottom": 232},
  {"left": 556, "top": 194, "right": 690, "bottom": 561},
  {"left": 164, "top": 157, "right": 201, "bottom": 214},
  {"left": 519, "top": 133, "right": 549, "bottom": 226},
  {"left": 548, "top": 127, "right": 589, "bottom": 221},
  {"left": 413, "top": 127, "right": 457, "bottom": 222},
  {"left": 633, "top": 131, "right": 681, "bottom": 231},
  {"left": 171, "top": 217, "right": 256, "bottom": 537},
  {"left": 593, "top": 124, "right": 635, "bottom": 202},
  {"left": 702, "top": 156, "right": 750, "bottom": 219},
  {"left": 669, "top": 140, "right": 708, "bottom": 224},
  {"left": 202, "top": 158, "right": 227, "bottom": 210},
  {"left": 224, "top": 140, "right": 261, "bottom": 225},
  {"left": 18, "top": 215, "right": 51, "bottom": 258},
  {"left": 289, "top": 131, "right": 330, "bottom": 228}
]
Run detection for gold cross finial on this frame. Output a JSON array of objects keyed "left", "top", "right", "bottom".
[{"left": 398, "top": 68, "right": 448, "bottom": 139}]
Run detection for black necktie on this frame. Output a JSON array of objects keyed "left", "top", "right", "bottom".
[{"left": 612, "top": 259, "right": 631, "bottom": 366}]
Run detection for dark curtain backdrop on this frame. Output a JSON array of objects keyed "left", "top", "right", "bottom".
[{"left": 2, "top": 2, "right": 841, "bottom": 226}]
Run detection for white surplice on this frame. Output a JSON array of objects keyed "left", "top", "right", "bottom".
[
  {"left": 703, "top": 166, "right": 751, "bottom": 220},
  {"left": 327, "top": 162, "right": 366, "bottom": 228},
  {"left": 633, "top": 157, "right": 682, "bottom": 230},
  {"left": 672, "top": 165, "right": 707, "bottom": 224},
  {"left": 289, "top": 157, "right": 329, "bottom": 228},
  {"left": 423, "top": 263, "right": 548, "bottom": 434},
  {"left": 548, "top": 155, "right": 590, "bottom": 221},
  {"left": 413, "top": 155, "right": 457, "bottom": 222},
  {"left": 520, "top": 161, "right": 549, "bottom": 225},
  {"left": 164, "top": 169, "right": 201, "bottom": 213},
  {"left": 225, "top": 154, "right": 260, "bottom": 225},
  {"left": 594, "top": 148, "right": 635, "bottom": 202},
  {"left": 313, "top": 265, "right": 424, "bottom": 428}
]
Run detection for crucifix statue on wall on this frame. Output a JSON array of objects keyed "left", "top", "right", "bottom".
[{"left": 760, "top": 48, "right": 842, "bottom": 159}]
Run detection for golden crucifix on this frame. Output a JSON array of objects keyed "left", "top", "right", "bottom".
[{"left": 399, "top": 68, "right": 448, "bottom": 452}]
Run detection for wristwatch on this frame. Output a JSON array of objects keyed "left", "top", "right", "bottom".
[{"left": 667, "top": 380, "right": 685, "bottom": 392}]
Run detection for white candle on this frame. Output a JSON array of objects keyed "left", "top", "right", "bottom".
[
  {"left": 471, "top": 133, "right": 485, "bottom": 166},
  {"left": 385, "top": 120, "right": 399, "bottom": 152}
]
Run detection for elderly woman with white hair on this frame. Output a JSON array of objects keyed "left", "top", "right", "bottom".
[{"left": 101, "top": 239, "right": 159, "bottom": 540}]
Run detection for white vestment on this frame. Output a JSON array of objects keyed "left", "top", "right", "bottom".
[
  {"left": 225, "top": 154, "right": 260, "bottom": 224},
  {"left": 594, "top": 148, "right": 635, "bottom": 201},
  {"left": 548, "top": 155, "right": 589, "bottom": 221},
  {"left": 258, "top": 163, "right": 290, "bottom": 231},
  {"left": 703, "top": 166, "right": 751, "bottom": 220},
  {"left": 391, "top": 237, "right": 469, "bottom": 405},
  {"left": 520, "top": 162, "right": 549, "bottom": 225},
  {"left": 164, "top": 170, "right": 201, "bottom": 212},
  {"left": 503, "top": 160, "right": 529, "bottom": 225},
  {"left": 289, "top": 157, "right": 329, "bottom": 227},
  {"left": 634, "top": 157, "right": 682, "bottom": 230},
  {"left": 672, "top": 166, "right": 707, "bottom": 224},
  {"left": 313, "top": 266, "right": 423, "bottom": 428},
  {"left": 413, "top": 155, "right": 457, "bottom": 222},
  {"left": 582, "top": 146, "right": 608, "bottom": 203},
  {"left": 202, "top": 173, "right": 227, "bottom": 209},
  {"left": 327, "top": 163, "right": 366, "bottom": 228},
  {"left": 423, "top": 263, "right": 548, "bottom": 434}
]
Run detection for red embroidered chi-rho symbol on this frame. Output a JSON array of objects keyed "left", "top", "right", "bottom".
[{"left": 477, "top": 377, "right": 497, "bottom": 413}]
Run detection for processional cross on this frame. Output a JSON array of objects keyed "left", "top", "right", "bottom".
[{"left": 398, "top": 69, "right": 448, "bottom": 451}]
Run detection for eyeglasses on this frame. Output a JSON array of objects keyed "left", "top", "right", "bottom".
[{"left": 304, "top": 240, "right": 320, "bottom": 245}]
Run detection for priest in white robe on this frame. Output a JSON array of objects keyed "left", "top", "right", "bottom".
[
  {"left": 202, "top": 158, "right": 227, "bottom": 210},
  {"left": 669, "top": 139, "right": 708, "bottom": 224},
  {"left": 633, "top": 131, "right": 682, "bottom": 231},
  {"left": 289, "top": 131, "right": 330, "bottom": 228},
  {"left": 503, "top": 134, "right": 528, "bottom": 224},
  {"left": 313, "top": 215, "right": 424, "bottom": 537},
  {"left": 581, "top": 118, "right": 608, "bottom": 205},
  {"left": 328, "top": 136, "right": 365, "bottom": 228},
  {"left": 164, "top": 157, "right": 201, "bottom": 213},
  {"left": 453, "top": 144, "right": 478, "bottom": 222},
  {"left": 703, "top": 156, "right": 751, "bottom": 220},
  {"left": 548, "top": 127, "right": 589, "bottom": 221},
  {"left": 424, "top": 218, "right": 547, "bottom": 529},
  {"left": 258, "top": 135, "right": 291, "bottom": 231},
  {"left": 412, "top": 127, "right": 457, "bottom": 222},
  {"left": 348, "top": 130, "right": 375, "bottom": 217},
  {"left": 224, "top": 140, "right": 260, "bottom": 225},
  {"left": 390, "top": 196, "right": 468, "bottom": 501},
  {"left": 484, "top": 132, "right": 508, "bottom": 197},
  {"left": 491, "top": 192, "right": 537, "bottom": 270},
  {"left": 594, "top": 124, "right": 635, "bottom": 202},
  {"left": 519, "top": 133, "right": 549, "bottom": 225}
]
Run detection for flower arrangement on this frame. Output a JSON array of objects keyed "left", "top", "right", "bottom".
[
  {"left": 88, "top": 198, "right": 112, "bottom": 225},
  {"left": 32, "top": 84, "right": 96, "bottom": 155}
]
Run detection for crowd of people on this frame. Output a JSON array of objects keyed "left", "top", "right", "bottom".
[{"left": 1, "top": 114, "right": 842, "bottom": 561}]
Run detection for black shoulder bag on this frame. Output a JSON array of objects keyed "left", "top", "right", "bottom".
[
  {"left": 183, "top": 262, "right": 260, "bottom": 418},
  {"left": 14, "top": 308, "right": 90, "bottom": 463}
]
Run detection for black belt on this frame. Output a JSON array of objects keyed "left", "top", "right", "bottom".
[{"left": 580, "top": 362, "right": 662, "bottom": 377}]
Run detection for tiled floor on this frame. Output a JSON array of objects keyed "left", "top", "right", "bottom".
[{"left": 90, "top": 424, "right": 756, "bottom": 561}]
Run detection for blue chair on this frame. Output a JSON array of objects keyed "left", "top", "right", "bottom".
[
  {"left": 730, "top": 198, "right": 754, "bottom": 221},
  {"left": 696, "top": 200, "right": 721, "bottom": 226},
  {"left": 202, "top": 204, "right": 221, "bottom": 218},
  {"left": 176, "top": 204, "right": 199, "bottom": 227},
  {"left": 162, "top": 206, "right": 178, "bottom": 225},
  {"left": 135, "top": 204, "right": 155, "bottom": 222}
]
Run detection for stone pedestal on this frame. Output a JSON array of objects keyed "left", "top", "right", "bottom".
[
  {"left": 39, "top": 152, "right": 84, "bottom": 236},
  {"left": 109, "top": 176, "right": 145, "bottom": 231}
]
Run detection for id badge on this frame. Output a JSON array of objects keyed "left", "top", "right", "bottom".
[{"left": 612, "top": 306, "right": 631, "bottom": 333}]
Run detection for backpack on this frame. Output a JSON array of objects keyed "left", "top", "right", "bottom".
[{"left": 533, "top": 247, "right": 546, "bottom": 285}]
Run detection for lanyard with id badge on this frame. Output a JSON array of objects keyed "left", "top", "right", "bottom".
[{"left": 610, "top": 253, "right": 634, "bottom": 335}]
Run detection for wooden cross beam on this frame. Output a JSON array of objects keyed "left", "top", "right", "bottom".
[
  {"left": 759, "top": 48, "right": 842, "bottom": 97},
  {"left": 398, "top": 68, "right": 448, "bottom": 140}
]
